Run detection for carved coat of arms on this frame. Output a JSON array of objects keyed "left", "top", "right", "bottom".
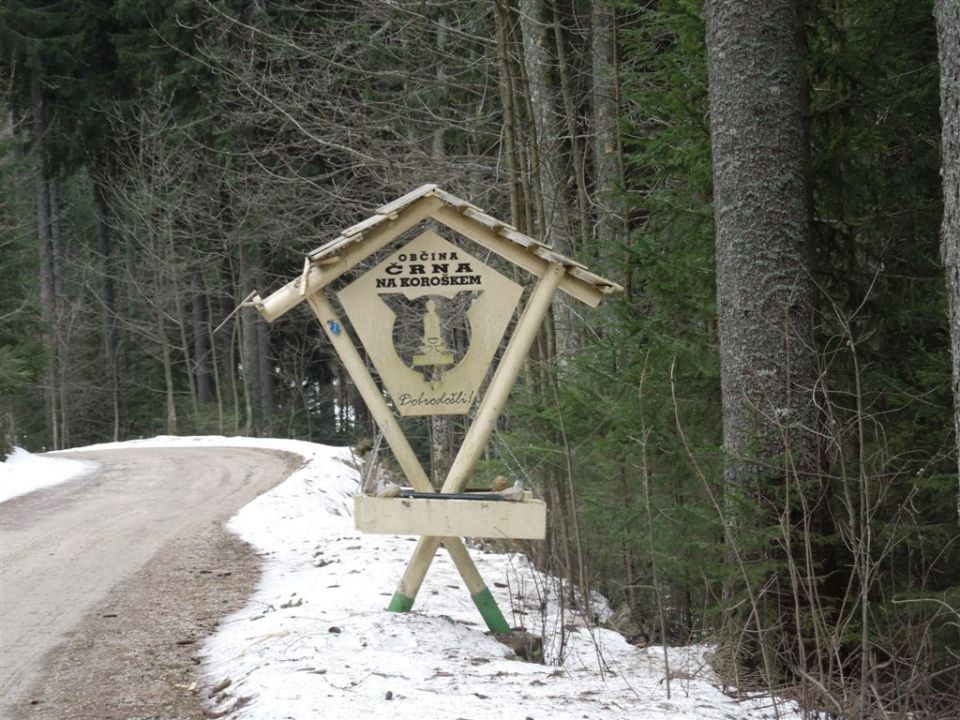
[{"left": 338, "top": 231, "right": 522, "bottom": 416}]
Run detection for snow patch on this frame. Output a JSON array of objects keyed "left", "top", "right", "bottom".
[
  {"left": 21, "top": 435, "right": 813, "bottom": 718},
  {"left": 192, "top": 438, "right": 811, "bottom": 720},
  {"left": 0, "top": 447, "right": 99, "bottom": 503}
]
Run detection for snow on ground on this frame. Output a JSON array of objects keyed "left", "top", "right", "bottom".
[
  {"left": 7, "top": 436, "right": 809, "bottom": 719},
  {"left": 0, "top": 447, "right": 99, "bottom": 503}
]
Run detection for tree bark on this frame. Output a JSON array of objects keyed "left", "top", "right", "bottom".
[
  {"left": 517, "top": 0, "right": 582, "bottom": 362},
  {"left": 250, "top": 255, "right": 275, "bottom": 434},
  {"left": 49, "top": 176, "right": 69, "bottom": 447},
  {"left": 175, "top": 278, "right": 200, "bottom": 424},
  {"left": 32, "top": 76, "right": 60, "bottom": 450},
  {"left": 256, "top": 298, "right": 275, "bottom": 433},
  {"left": 93, "top": 181, "right": 120, "bottom": 441},
  {"left": 495, "top": 0, "right": 533, "bottom": 235},
  {"left": 158, "top": 309, "right": 178, "bottom": 435},
  {"left": 550, "top": 2, "right": 590, "bottom": 252},
  {"left": 205, "top": 291, "right": 225, "bottom": 434},
  {"left": 238, "top": 244, "right": 260, "bottom": 435},
  {"left": 705, "top": 0, "right": 818, "bottom": 494},
  {"left": 191, "top": 272, "right": 213, "bottom": 405},
  {"left": 704, "top": 0, "right": 821, "bottom": 679},
  {"left": 590, "top": 1, "right": 625, "bottom": 269},
  {"left": 935, "top": 0, "right": 960, "bottom": 522},
  {"left": 518, "top": 0, "right": 561, "bottom": 245}
]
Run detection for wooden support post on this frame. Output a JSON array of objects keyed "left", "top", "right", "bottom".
[
  {"left": 306, "top": 292, "right": 429, "bottom": 490},
  {"left": 388, "top": 538, "right": 498, "bottom": 627},
  {"left": 391, "top": 536, "right": 442, "bottom": 611},
  {"left": 393, "top": 264, "right": 567, "bottom": 612},
  {"left": 305, "top": 292, "right": 509, "bottom": 631},
  {"left": 442, "top": 263, "right": 566, "bottom": 493}
]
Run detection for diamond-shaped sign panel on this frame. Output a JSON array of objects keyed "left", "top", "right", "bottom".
[{"left": 338, "top": 230, "right": 522, "bottom": 416}]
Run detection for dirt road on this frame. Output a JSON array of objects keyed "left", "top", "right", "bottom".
[{"left": 0, "top": 446, "right": 299, "bottom": 719}]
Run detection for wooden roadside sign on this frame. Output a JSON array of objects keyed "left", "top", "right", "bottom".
[
  {"left": 338, "top": 229, "right": 523, "bottom": 416},
  {"left": 253, "top": 185, "right": 620, "bottom": 633}
]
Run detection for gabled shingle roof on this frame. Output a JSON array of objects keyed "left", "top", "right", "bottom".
[
  {"left": 306, "top": 184, "right": 622, "bottom": 303},
  {"left": 255, "top": 185, "right": 622, "bottom": 323}
]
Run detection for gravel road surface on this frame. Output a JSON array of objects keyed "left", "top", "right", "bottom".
[{"left": 0, "top": 446, "right": 299, "bottom": 719}]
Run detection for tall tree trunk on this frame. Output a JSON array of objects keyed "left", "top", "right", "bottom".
[
  {"left": 495, "top": 0, "right": 533, "bottom": 235},
  {"left": 518, "top": 0, "right": 558, "bottom": 244},
  {"left": 590, "top": 2, "right": 625, "bottom": 270},
  {"left": 935, "top": 0, "right": 960, "bottom": 523},
  {"left": 517, "top": 0, "right": 582, "bottom": 362},
  {"left": 239, "top": 243, "right": 261, "bottom": 434},
  {"left": 93, "top": 181, "right": 120, "bottom": 441},
  {"left": 49, "top": 175, "right": 69, "bottom": 447},
  {"left": 49, "top": 176, "right": 62, "bottom": 298},
  {"left": 205, "top": 291, "right": 225, "bottom": 433},
  {"left": 253, "top": 260, "right": 275, "bottom": 434},
  {"left": 165, "top": 236, "right": 198, "bottom": 425},
  {"left": 705, "top": 0, "right": 818, "bottom": 503},
  {"left": 256, "top": 301, "right": 274, "bottom": 434},
  {"left": 550, "top": 2, "right": 590, "bottom": 252},
  {"left": 178, "top": 296, "right": 200, "bottom": 425},
  {"left": 191, "top": 272, "right": 213, "bottom": 405},
  {"left": 240, "top": 309, "right": 259, "bottom": 436},
  {"left": 704, "top": 0, "right": 820, "bottom": 678},
  {"left": 32, "top": 76, "right": 60, "bottom": 450},
  {"left": 229, "top": 313, "right": 243, "bottom": 435},
  {"left": 158, "top": 310, "right": 178, "bottom": 435},
  {"left": 219, "top": 258, "right": 242, "bottom": 433}
]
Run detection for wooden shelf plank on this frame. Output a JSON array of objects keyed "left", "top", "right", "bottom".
[{"left": 355, "top": 496, "right": 546, "bottom": 540}]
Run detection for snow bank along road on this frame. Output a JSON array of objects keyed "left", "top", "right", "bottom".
[{"left": 0, "top": 446, "right": 297, "bottom": 715}]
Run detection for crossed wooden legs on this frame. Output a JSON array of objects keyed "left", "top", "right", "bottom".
[{"left": 308, "top": 262, "right": 565, "bottom": 631}]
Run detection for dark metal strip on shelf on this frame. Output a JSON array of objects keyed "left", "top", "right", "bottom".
[{"left": 398, "top": 490, "right": 506, "bottom": 501}]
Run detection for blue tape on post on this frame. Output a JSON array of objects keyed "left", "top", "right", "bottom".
[{"left": 327, "top": 320, "right": 342, "bottom": 336}]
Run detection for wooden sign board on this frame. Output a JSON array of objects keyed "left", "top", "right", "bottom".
[
  {"left": 354, "top": 495, "right": 546, "bottom": 539},
  {"left": 338, "top": 230, "right": 522, "bottom": 416},
  {"left": 253, "top": 186, "right": 621, "bottom": 633}
]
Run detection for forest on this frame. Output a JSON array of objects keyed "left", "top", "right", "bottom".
[{"left": 1, "top": 1, "right": 959, "bottom": 717}]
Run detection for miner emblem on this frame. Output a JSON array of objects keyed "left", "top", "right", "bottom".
[
  {"left": 337, "top": 229, "right": 522, "bottom": 416},
  {"left": 379, "top": 291, "right": 480, "bottom": 386}
]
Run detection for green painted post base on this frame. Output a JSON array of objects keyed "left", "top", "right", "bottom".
[
  {"left": 388, "top": 588, "right": 509, "bottom": 634},
  {"left": 472, "top": 587, "right": 511, "bottom": 633},
  {"left": 387, "top": 591, "right": 415, "bottom": 613}
]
